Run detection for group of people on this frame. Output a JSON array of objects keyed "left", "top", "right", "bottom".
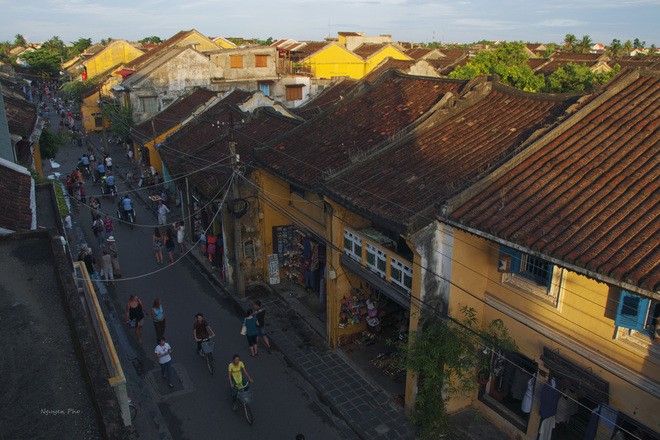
[
  {"left": 124, "top": 293, "right": 271, "bottom": 407},
  {"left": 152, "top": 221, "right": 185, "bottom": 265}
]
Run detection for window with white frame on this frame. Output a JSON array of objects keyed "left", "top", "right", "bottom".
[
  {"left": 390, "top": 257, "right": 412, "bottom": 293},
  {"left": 498, "top": 245, "right": 561, "bottom": 304},
  {"left": 343, "top": 230, "right": 362, "bottom": 261},
  {"left": 366, "top": 243, "right": 386, "bottom": 278},
  {"left": 615, "top": 290, "right": 659, "bottom": 351}
]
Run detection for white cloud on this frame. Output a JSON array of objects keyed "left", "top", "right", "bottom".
[{"left": 537, "top": 19, "right": 585, "bottom": 27}]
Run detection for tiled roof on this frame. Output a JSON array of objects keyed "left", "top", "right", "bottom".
[
  {"left": 535, "top": 59, "right": 597, "bottom": 76},
  {"left": 362, "top": 58, "right": 416, "bottom": 83},
  {"left": 293, "top": 78, "right": 359, "bottom": 119},
  {"left": 352, "top": 43, "right": 388, "bottom": 59},
  {"left": 527, "top": 58, "right": 550, "bottom": 71},
  {"left": 123, "top": 30, "right": 208, "bottom": 70},
  {"left": 0, "top": 159, "right": 32, "bottom": 231},
  {"left": 3, "top": 94, "right": 37, "bottom": 138},
  {"left": 609, "top": 58, "right": 660, "bottom": 70},
  {"left": 295, "top": 42, "right": 332, "bottom": 58},
  {"left": 405, "top": 48, "right": 433, "bottom": 60},
  {"left": 338, "top": 32, "right": 362, "bottom": 37},
  {"left": 447, "top": 69, "right": 660, "bottom": 292},
  {"left": 132, "top": 88, "right": 217, "bottom": 142},
  {"left": 256, "top": 72, "right": 466, "bottom": 189},
  {"left": 324, "top": 81, "right": 579, "bottom": 230},
  {"left": 552, "top": 52, "right": 604, "bottom": 62}
]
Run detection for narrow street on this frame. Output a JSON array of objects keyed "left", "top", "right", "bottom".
[{"left": 52, "top": 115, "right": 351, "bottom": 439}]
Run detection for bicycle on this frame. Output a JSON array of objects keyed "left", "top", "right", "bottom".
[
  {"left": 128, "top": 396, "right": 137, "bottom": 422},
  {"left": 199, "top": 337, "right": 215, "bottom": 375},
  {"left": 233, "top": 383, "right": 254, "bottom": 425}
]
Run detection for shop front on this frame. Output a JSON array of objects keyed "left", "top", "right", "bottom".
[
  {"left": 272, "top": 224, "right": 327, "bottom": 311},
  {"left": 333, "top": 227, "right": 415, "bottom": 403}
]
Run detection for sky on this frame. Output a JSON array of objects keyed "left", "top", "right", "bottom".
[{"left": 1, "top": 0, "right": 659, "bottom": 46}]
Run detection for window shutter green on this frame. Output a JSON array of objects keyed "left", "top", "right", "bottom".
[{"left": 615, "top": 290, "right": 650, "bottom": 331}]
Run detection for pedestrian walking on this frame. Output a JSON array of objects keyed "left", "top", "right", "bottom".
[
  {"left": 154, "top": 337, "right": 174, "bottom": 388},
  {"left": 107, "top": 236, "right": 122, "bottom": 278},
  {"left": 103, "top": 215, "right": 113, "bottom": 237},
  {"left": 151, "top": 298, "right": 166, "bottom": 344},
  {"left": 65, "top": 174, "right": 74, "bottom": 197},
  {"left": 157, "top": 200, "right": 170, "bottom": 226},
  {"left": 254, "top": 300, "right": 272, "bottom": 353},
  {"left": 82, "top": 247, "right": 96, "bottom": 276},
  {"left": 164, "top": 228, "right": 175, "bottom": 264},
  {"left": 104, "top": 154, "right": 113, "bottom": 171},
  {"left": 126, "top": 294, "right": 145, "bottom": 345},
  {"left": 79, "top": 182, "right": 87, "bottom": 204},
  {"left": 243, "top": 309, "right": 259, "bottom": 357},
  {"left": 101, "top": 250, "right": 113, "bottom": 284},
  {"left": 152, "top": 227, "right": 164, "bottom": 264},
  {"left": 92, "top": 215, "right": 104, "bottom": 247},
  {"left": 174, "top": 221, "right": 185, "bottom": 253}
]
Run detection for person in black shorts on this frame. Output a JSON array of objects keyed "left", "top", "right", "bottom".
[{"left": 253, "top": 300, "right": 272, "bottom": 353}]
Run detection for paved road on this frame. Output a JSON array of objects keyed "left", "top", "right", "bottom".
[{"left": 50, "top": 116, "right": 349, "bottom": 439}]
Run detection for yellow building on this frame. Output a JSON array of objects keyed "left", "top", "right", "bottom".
[
  {"left": 297, "top": 42, "right": 366, "bottom": 79},
  {"left": 212, "top": 36, "right": 238, "bottom": 49},
  {"left": 130, "top": 88, "right": 218, "bottom": 175},
  {"left": 440, "top": 69, "right": 659, "bottom": 439},
  {"left": 81, "top": 40, "right": 144, "bottom": 80},
  {"left": 352, "top": 43, "right": 412, "bottom": 76}
]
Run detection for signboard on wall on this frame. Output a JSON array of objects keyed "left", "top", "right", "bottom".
[{"left": 267, "top": 253, "right": 280, "bottom": 285}]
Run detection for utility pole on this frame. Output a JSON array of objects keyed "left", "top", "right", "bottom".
[
  {"left": 228, "top": 138, "right": 245, "bottom": 297},
  {"left": 98, "top": 90, "right": 108, "bottom": 153}
]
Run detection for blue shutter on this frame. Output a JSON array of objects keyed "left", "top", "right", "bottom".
[
  {"left": 499, "top": 245, "right": 521, "bottom": 274},
  {"left": 546, "top": 265, "right": 555, "bottom": 291},
  {"left": 615, "top": 290, "right": 650, "bottom": 331},
  {"left": 259, "top": 83, "right": 270, "bottom": 96}
]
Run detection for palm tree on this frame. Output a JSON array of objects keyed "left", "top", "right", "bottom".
[
  {"left": 563, "top": 34, "right": 577, "bottom": 51},
  {"left": 14, "top": 34, "right": 26, "bottom": 46},
  {"left": 608, "top": 39, "right": 623, "bottom": 57},
  {"left": 576, "top": 35, "right": 593, "bottom": 54}
]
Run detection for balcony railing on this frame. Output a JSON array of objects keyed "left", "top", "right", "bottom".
[{"left": 343, "top": 228, "right": 413, "bottom": 294}]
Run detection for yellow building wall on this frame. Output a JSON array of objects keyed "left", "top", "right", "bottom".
[
  {"left": 177, "top": 33, "right": 220, "bottom": 52},
  {"left": 303, "top": 44, "right": 366, "bottom": 79},
  {"left": 255, "top": 169, "right": 326, "bottom": 277},
  {"left": 83, "top": 41, "right": 144, "bottom": 79},
  {"left": 364, "top": 46, "right": 412, "bottom": 74},
  {"left": 448, "top": 228, "right": 660, "bottom": 436},
  {"left": 213, "top": 38, "right": 237, "bottom": 49}
]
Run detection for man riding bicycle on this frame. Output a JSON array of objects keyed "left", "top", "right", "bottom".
[
  {"left": 228, "top": 354, "right": 253, "bottom": 410},
  {"left": 80, "top": 154, "right": 90, "bottom": 175},
  {"left": 103, "top": 172, "right": 116, "bottom": 195},
  {"left": 119, "top": 195, "right": 134, "bottom": 222},
  {"left": 193, "top": 313, "right": 215, "bottom": 356},
  {"left": 96, "top": 162, "right": 106, "bottom": 181}
]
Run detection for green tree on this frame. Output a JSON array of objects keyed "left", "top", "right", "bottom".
[
  {"left": 544, "top": 63, "right": 620, "bottom": 93},
  {"left": 608, "top": 39, "right": 624, "bottom": 57},
  {"left": 102, "top": 100, "right": 133, "bottom": 139},
  {"left": 574, "top": 35, "right": 593, "bottom": 54},
  {"left": 392, "top": 307, "right": 517, "bottom": 439},
  {"left": 138, "top": 36, "right": 163, "bottom": 44},
  {"left": 633, "top": 38, "right": 646, "bottom": 49},
  {"left": 14, "top": 33, "right": 26, "bottom": 46},
  {"left": 542, "top": 42, "right": 558, "bottom": 58},
  {"left": 39, "top": 128, "right": 65, "bottom": 159},
  {"left": 20, "top": 49, "right": 62, "bottom": 77},
  {"left": 623, "top": 40, "right": 634, "bottom": 55},
  {"left": 563, "top": 34, "right": 577, "bottom": 52},
  {"left": 43, "top": 35, "right": 67, "bottom": 59},
  {"left": 69, "top": 37, "right": 92, "bottom": 57},
  {"left": 0, "top": 41, "right": 12, "bottom": 56},
  {"left": 100, "top": 38, "right": 114, "bottom": 45},
  {"left": 449, "top": 41, "right": 545, "bottom": 92}
]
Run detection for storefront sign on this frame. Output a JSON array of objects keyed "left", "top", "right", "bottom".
[{"left": 268, "top": 253, "right": 280, "bottom": 285}]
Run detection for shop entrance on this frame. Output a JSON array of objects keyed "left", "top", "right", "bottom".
[
  {"left": 339, "top": 282, "right": 409, "bottom": 404},
  {"left": 272, "top": 225, "right": 327, "bottom": 328}
]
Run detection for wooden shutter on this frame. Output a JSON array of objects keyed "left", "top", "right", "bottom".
[
  {"left": 230, "top": 55, "right": 243, "bottom": 68},
  {"left": 255, "top": 55, "right": 268, "bottom": 67},
  {"left": 285, "top": 85, "right": 303, "bottom": 101},
  {"left": 615, "top": 290, "right": 650, "bottom": 331},
  {"left": 498, "top": 245, "right": 521, "bottom": 273}
]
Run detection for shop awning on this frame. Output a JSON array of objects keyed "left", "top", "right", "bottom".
[{"left": 340, "top": 253, "right": 411, "bottom": 309}]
